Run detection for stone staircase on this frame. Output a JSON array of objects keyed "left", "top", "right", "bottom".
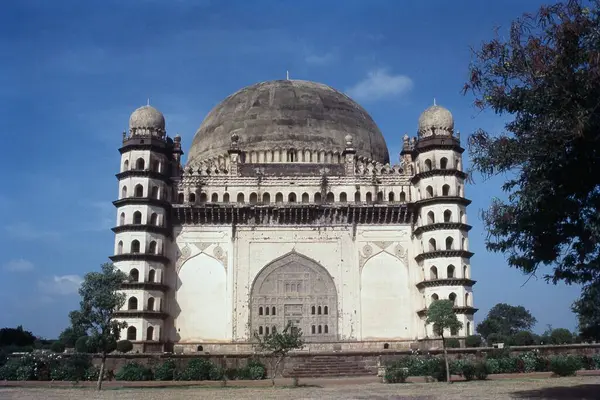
[{"left": 283, "top": 355, "right": 374, "bottom": 378}]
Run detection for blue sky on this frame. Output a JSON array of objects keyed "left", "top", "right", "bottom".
[{"left": 0, "top": 0, "right": 580, "bottom": 339}]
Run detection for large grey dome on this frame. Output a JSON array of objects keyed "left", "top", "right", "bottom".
[{"left": 187, "top": 80, "right": 390, "bottom": 164}]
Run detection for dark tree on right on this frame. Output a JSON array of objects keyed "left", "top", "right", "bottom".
[{"left": 463, "top": 0, "right": 600, "bottom": 340}]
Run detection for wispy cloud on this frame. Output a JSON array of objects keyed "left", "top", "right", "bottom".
[
  {"left": 38, "top": 275, "right": 83, "bottom": 296},
  {"left": 5, "top": 222, "right": 61, "bottom": 241},
  {"left": 305, "top": 51, "right": 337, "bottom": 66},
  {"left": 3, "top": 259, "right": 34, "bottom": 272},
  {"left": 346, "top": 68, "right": 413, "bottom": 102}
]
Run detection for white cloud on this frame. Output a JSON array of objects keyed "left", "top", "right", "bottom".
[
  {"left": 5, "top": 222, "right": 61, "bottom": 241},
  {"left": 38, "top": 275, "right": 83, "bottom": 296},
  {"left": 305, "top": 52, "right": 337, "bottom": 66},
  {"left": 3, "top": 259, "right": 34, "bottom": 272},
  {"left": 346, "top": 68, "right": 413, "bottom": 102}
]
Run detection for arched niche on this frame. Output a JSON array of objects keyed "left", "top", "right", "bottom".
[
  {"left": 176, "top": 253, "right": 228, "bottom": 341},
  {"left": 250, "top": 252, "right": 338, "bottom": 341},
  {"left": 360, "top": 252, "right": 412, "bottom": 339}
]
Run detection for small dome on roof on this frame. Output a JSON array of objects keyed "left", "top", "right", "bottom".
[
  {"left": 418, "top": 104, "right": 454, "bottom": 137},
  {"left": 129, "top": 105, "right": 165, "bottom": 132}
]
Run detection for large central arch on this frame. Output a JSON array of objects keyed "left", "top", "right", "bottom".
[{"left": 249, "top": 251, "right": 338, "bottom": 341}]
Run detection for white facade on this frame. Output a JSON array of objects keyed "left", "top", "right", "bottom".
[{"left": 111, "top": 85, "right": 476, "bottom": 352}]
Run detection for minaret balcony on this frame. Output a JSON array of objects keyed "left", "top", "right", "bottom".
[
  {"left": 112, "top": 224, "right": 171, "bottom": 237},
  {"left": 415, "top": 278, "right": 477, "bottom": 290},
  {"left": 114, "top": 309, "right": 169, "bottom": 319},
  {"left": 414, "top": 196, "right": 471, "bottom": 208},
  {"left": 113, "top": 197, "right": 171, "bottom": 209},
  {"left": 413, "top": 222, "right": 472, "bottom": 236},
  {"left": 414, "top": 249, "right": 473, "bottom": 262},
  {"left": 417, "top": 305, "right": 478, "bottom": 317},
  {"left": 116, "top": 169, "right": 171, "bottom": 182},
  {"left": 110, "top": 252, "right": 170, "bottom": 264},
  {"left": 411, "top": 169, "right": 468, "bottom": 184},
  {"left": 121, "top": 281, "right": 169, "bottom": 291}
]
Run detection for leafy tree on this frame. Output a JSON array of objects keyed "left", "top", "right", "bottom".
[
  {"left": 572, "top": 281, "right": 600, "bottom": 341},
  {"left": 465, "top": 334, "right": 483, "bottom": 348},
  {"left": 508, "top": 330, "right": 537, "bottom": 346},
  {"left": 476, "top": 303, "right": 537, "bottom": 339},
  {"left": 0, "top": 326, "right": 36, "bottom": 348},
  {"left": 463, "top": 0, "right": 600, "bottom": 286},
  {"left": 550, "top": 328, "right": 574, "bottom": 344},
  {"left": 50, "top": 341, "right": 65, "bottom": 353},
  {"left": 426, "top": 300, "right": 463, "bottom": 383},
  {"left": 59, "top": 310, "right": 90, "bottom": 348},
  {"left": 253, "top": 321, "right": 304, "bottom": 386},
  {"left": 116, "top": 340, "right": 133, "bottom": 353},
  {"left": 74, "top": 263, "right": 127, "bottom": 390}
]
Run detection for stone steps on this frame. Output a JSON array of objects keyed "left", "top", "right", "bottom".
[{"left": 283, "top": 357, "right": 373, "bottom": 377}]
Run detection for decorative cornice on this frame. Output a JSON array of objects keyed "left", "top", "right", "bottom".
[
  {"left": 413, "top": 196, "right": 471, "bottom": 208},
  {"left": 411, "top": 169, "right": 467, "bottom": 184},
  {"left": 109, "top": 253, "right": 170, "bottom": 264},
  {"left": 113, "top": 310, "right": 169, "bottom": 319},
  {"left": 416, "top": 278, "right": 477, "bottom": 290},
  {"left": 413, "top": 223, "right": 472, "bottom": 236},
  {"left": 116, "top": 170, "right": 172, "bottom": 182},
  {"left": 414, "top": 249, "right": 474, "bottom": 262},
  {"left": 121, "top": 282, "right": 169, "bottom": 291},
  {"left": 173, "top": 203, "right": 415, "bottom": 226},
  {"left": 417, "top": 306, "right": 478, "bottom": 317},
  {"left": 411, "top": 136, "right": 464, "bottom": 155},
  {"left": 112, "top": 224, "right": 171, "bottom": 237},
  {"left": 113, "top": 197, "right": 171, "bottom": 209}
]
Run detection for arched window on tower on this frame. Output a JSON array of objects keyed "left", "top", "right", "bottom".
[
  {"left": 426, "top": 186, "right": 434, "bottom": 198},
  {"left": 445, "top": 237, "right": 454, "bottom": 250},
  {"left": 121, "top": 186, "right": 128, "bottom": 199},
  {"left": 444, "top": 210, "right": 452, "bottom": 223},
  {"left": 428, "top": 238, "right": 437, "bottom": 252},
  {"left": 311, "top": 306, "right": 316, "bottom": 315},
  {"left": 447, "top": 265, "right": 455, "bottom": 278},
  {"left": 259, "top": 307, "right": 263, "bottom": 315},
  {"left": 287, "top": 149, "right": 296, "bottom": 162},
  {"left": 430, "top": 266, "right": 438, "bottom": 280},
  {"left": 463, "top": 265, "right": 469, "bottom": 278},
  {"left": 128, "top": 297, "right": 138, "bottom": 310},
  {"left": 223, "top": 193, "right": 230, "bottom": 203},
  {"left": 288, "top": 193, "right": 297, "bottom": 203},
  {"left": 431, "top": 293, "right": 439, "bottom": 303},
  {"left": 123, "top": 160, "right": 129, "bottom": 171},
  {"left": 354, "top": 191, "right": 361, "bottom": 202},
  {"left": 440, "top": 157, "right": 448, "bottom": 169},
  {"left": 339, "top": 192, "right": 347, "bottom": 203},
  {"left": 424, "top": 159, "right": 433, "bottom": 171},
  {"left": 211, "top": 193, "right": 218, "bottom": 203},
  {"left": 427, "top": 211, "right": 435, "bottom": 224},
  {"left": 449, "top": 292, "right": 457, "bottom": 305},
  {"left": 117, "top": 241, "right": 123, "bottom": 255},
  {"left": 250, "top": 192, "right": 258, "bottom": 204},
  {"left": 127, "top": 326, "right": 137, "bottom": 341},
  {"left": 130, "top": 240, "right": 140, "bottom": 253},
  {"left": 134, "top": 184, "right": 144, "bottom": 197},
  {"left": 326, "top": 192, "right": 334, "bottom": 203},
  {"left": 462, "top": 237, "right": 467, "bottom": 250},
  {"left": 377, "top": 191, "right": 384, "bottom": 202},
  {"left": 465, "top": 292, "right": 470, "bottom": 306},
  {"left": 388, "top": 192, "right": 395, "bottom": 202},
  {"left": 199, "top": 193, "right": 207, "bottom": 203},
  {"left": 442, "top": 184, "right": 450, "bottom": 196},
  {"left": 133, "top": 211, "right": 142, "bottom": 224},
  {"left": 177, "top": 193, "right": 184, "bottom": 203},
  {"left": 400, "top": 191, "right": 406, "bottom": 202},
  {"left": 151, "top": 186, "right": 159, "bottom": 199},
  {"left": 148, "top": 241, "right": 157, "bottom": 254},
  {"left": 318, "top": 306, "right": 322, "bottom": 315},
  {"left": 189, "top": 193, "right": 196, "bottom": 203},
  {"left": 302, "top": 193, "right": 309, "bottom": 203},
  {"left": 146, "top": 326, "right": 154, "bottom": 341},
  {"left": 314, "top": 192, "right": 322, "bottom": 203},
  {"left": 275, "top": 193, "right": 283, "bottom": 203},
  {"left": 324, "top": 306, "right": 328, "bottom": 315},
  {"left": 261, "top": 193, "right": 270, "bottom": 203},
  {"left": 272, "top": 307, "right": 276, "bottom": 315},
  {"left": 119, "top": 212, "right": 125, "bottom": 226},
  {"left": 466, "top": 322, "right": 471, "bottom": 335},
  {"left": 324, "top": 325, "right": 329, "bottom": 334},
  {"left": 148, "top": 269, "right": 156, "bottom": 283},
  {"left": 129, "top": 268, "right": 139, "bottom": 282},
  {"left": 265, "top": 307, "right": 270, "bottom": 316},
  {"left": 147, "top": 297, "right": 155, "bottom": 311},
  {"left": 237, "top": 193, "right": 245, "bottom": 203},
  {"left": 366, "top": 192, "right": 372, "bottom": 203},
  {"left": 150, "top": 213, "right": 158, "bottom": 226},
  {"left": 136, "top": 158, "right": 145, "bottom": 170}
]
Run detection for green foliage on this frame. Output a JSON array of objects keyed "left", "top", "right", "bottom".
[
  {"left": 0, "top": 352, "right": 94, "bottom": 382},
  {"left": 175, "top": 358, "right": 215, "bottom": 381},
  {"left": 253, "top": 321, "right": 304, "bottom": 383},
  {"left": 426, "top": 300, "right": 463, "bottom": 339},
  {"left": 0, "top": 326, "right": 36, "bottom": 348},
  {"left": 465, "top": 335, "right": 483, "bottom": 348},
  {"left": 486, "top": 333, "right": 507, "bottom": 346},
  {"left": 476, "top": 304, "right": 536, "bottom": 339},
  {"left": 572, "top": 281, "right": 600, "bottom": 341},
  {"left": 484, "top": 358, "right": 500, "bottom": 374},
  {"left": 464, "top": 0, "right": 600, "bottom": 286},
  {"left": 50, "top": 341, "right": 65, "bottom": 353},
  {"left": 445, "top": 338, "right": 461, "bottom": 348},
  {"left": 384, "top": 365, "right": 409, "bottom": 383},
  {"left": 245, "top": 359, "right": 267, "bottom": 380},
  {"left": 459, "top": 361, "right": 476, "bottom": 381},
  {"left": 593, "top": 354, "right": 600, "bottom": 370},
  {"left": 474, "top": 361, "right": 489, "bottom": 380},
  {"left": 115, "top": 362, "right": 153, "bottom": 381},
  {"left": 550, "top": 328, "right": 574, "bottom": 345},
  {"left": 116, "top": 340, "right": 133, "bottom": 353},
  {"left": 549, "top": 355, "right": 582, "bottom": 377},
  {"left": 75, "top": 336, "right": 91, "bottom": 353},
  {"left": 509, "top": 331, "right": 537, "bottom": 346},
  {"left": 153, "top": 359, "right": 177, "bottom": 381}
]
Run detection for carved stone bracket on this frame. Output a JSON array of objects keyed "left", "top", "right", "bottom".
[
  {"left": 176, "top": 242, "right": 227, "bottom": 272},
  {"left": 359, "top": 241, "right": 409, "bottom": 272}
]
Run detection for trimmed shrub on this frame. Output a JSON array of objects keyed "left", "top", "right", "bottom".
[
  {"left": 474, "top": 361, "right": 489, "bottom": 380},
  {"left": 384, "top": 366, "right": 409, "bottom": 383},
  {"left": 115, "top": 362, "right": 153, "bottom": 381},
  {"left": 50, "top": 341, "right": 65, "bottom": 353},
  {"left": 50, "top": 353, "right": 93, "bottom": 381},
  {"left": 246, "top": 359, "right": 267, "bottom": 380},
  {"left": 154, "top": 359, "right": 177, "bottom": 381},
  {"left": 485, "top": 358, "right": 500, "bottom": 374},
  {"left": 549, "top": 355, "right": 582, "bottom": 377},
  {"left": 176, "top": 358, "right": 214, "bottom": 381},
  {"left": 116, "top": 340, "right": 133, "bottom": 354},
  {"left": 445, "top": 338, "right": 461, "bottom": 348},
  {"left": 465, "top": 335, "right": 483, "bottom": 348},
  {"left": 460, "top": 361, "right": 476, "bottom": 381},
  {"left": 592, "top": 354, "right": 600, "bottom": 370},
  {"left": 427, "top": 357, "right": 447, "bottom": 382},
  {"left": 209, "top": 365, "right": 225, "bottom": 381}
]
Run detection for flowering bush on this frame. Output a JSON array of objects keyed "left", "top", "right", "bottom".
[{"left": 549, "top": 355, "right": 582, "bottom": 376}]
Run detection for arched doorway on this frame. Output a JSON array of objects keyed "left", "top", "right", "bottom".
[{"left": 250, "top": 252, "right": 338, "bottom": 341}]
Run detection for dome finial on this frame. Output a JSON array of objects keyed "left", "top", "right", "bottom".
[
  {"left": 147, "top": 98, "right": 150, "bottom": 106},
  {"left": 433, "top": 97, "right": 436, "bottom": 106},
  {"left": 286, "top": 70, "right": 290, "bottom": 80}
]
